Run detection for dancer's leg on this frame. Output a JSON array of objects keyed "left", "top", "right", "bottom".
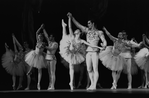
[
  {"left": 126, "top": 59, "right": 132, "bottom": 89},
  {"left": 86, "top": 53, "right": 94, "bottom": 90},
  {"left": 48, "top": 60, "right": 56, "bottom": 90},
  {"left": 111, "top": 71, "right": 117, "bottom": 89},
  {"left": 69, "top": 63, "right": 74, "bottom": 90},
  {"left": 12, "top": 75, "right": 16, "bottom": 90},
  {"left": 37, "top": 69, "right": 42, "bottom": 90},
  {"left": 17, "top": 76, "right": 23, "bottom": 90},
  {"left": 92, "top": 52, "right": 99, "bottom": 90}
]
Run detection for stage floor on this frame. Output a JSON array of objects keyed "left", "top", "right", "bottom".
[{"left": 1, "top": 88, "right": 149, "bottom": 93}]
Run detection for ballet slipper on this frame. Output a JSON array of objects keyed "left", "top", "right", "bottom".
[
  {"left": 37, "top": 83, "right": 40, "bottom": 90},
  {"left": 12, "top": 85, "right": 16, "bottom": 90},
  {"left": 69, "top": 83, "right": 73, "bottom": 90},
  {"left": 47, "top": 87, "right": 55, "bottom": 90},
  {"left": 127, "top": 85, "right": 132, "bottom": 89},
  {"left": 25, "top": 87, "right": 29, "bottom": 90},
  {"left": 17, "top": 85, "right": 22, "bottom": 90}
]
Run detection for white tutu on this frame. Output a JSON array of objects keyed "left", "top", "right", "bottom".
[
  {"left": 25, "top": 50, "right": 46, "bottom": 69},
  {"left": 1, "top": 49, "right": 25, "bottom": 76},
  {"left": 134, "top": 48, "right": 149, "bottom": 72},
  {"left": 99, "top": 46, "right": 125, "bottom": 71},
  {"left": 59, "top": 37, "right": 86, "bottom": 65}
]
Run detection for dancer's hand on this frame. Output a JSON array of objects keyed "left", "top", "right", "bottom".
[
  {"left": 41, "top": 24, "right": 44, "bottom": 29},
  {"left": 62, "top": 19, "right": 67, "bottom": 27},
  {"left": 98, "top": 46, "right": 104, "bottom": 50},
  {"left": 67, "top": 12, "right": 72, "bottom": 18},
  {"left": 103, "top": 27, "right": 106, "bottom": 31}
]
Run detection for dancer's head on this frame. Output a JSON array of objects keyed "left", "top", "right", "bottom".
[
  {"left": 122, "top": 31, "right": 127, "bottom": 40},
  {"left": 118, "top": 32, "right": 124, "bottom": 40},
  {"left": 87, "top": 20, "right": 95, "bottom": 29},
  {"left": 38, "top": 33, "right": 43, "bottom": 42},
  {"left": 49, "top": 34, "right": 54, "bottom": 42},
  {"left": 23, "top": 42, "right": 29, "bottom": 49},
  {"left": 74, "top": 29, "right": 81, "bottom": 39}
]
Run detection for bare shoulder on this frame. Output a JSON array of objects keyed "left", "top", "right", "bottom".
[
  {"left": 53, "top": 42, "right": 58, "bottom": 47},
  {"left": 97, "top": 30, "right": 103, "bottom": 36}
]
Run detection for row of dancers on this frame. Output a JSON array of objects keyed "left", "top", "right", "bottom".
[{"left": 2, "top": 12, "right": 149, "bottom": 90}]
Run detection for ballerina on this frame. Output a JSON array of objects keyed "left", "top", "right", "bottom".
[
  {"left": 43, "top": 27, "right": 58, "bottom": 90},
  {"left": 69, "top": 13, "right": 107, "bottom": 90},
  {"left": 25, "top": 24, "right": 46, "bottom": 90},
  {"left": 60, "top": 15, "right": 103, "bottom": 90},
  {"left": 134, "top": 34, "right": 149, "bottom": 88},
  {"left": 101, "top": 27, "right": 141, "bottom": 89},
  {"left": 1, "top": 34, "right": 25, "bottom": 90}
]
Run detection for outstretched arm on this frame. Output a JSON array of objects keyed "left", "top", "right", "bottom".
[
  {"left": 99, "top": 31, "right": 107, "bottom": 48},
  {"left": 103, "top": 27, "right": 117, "bottom": 42},
  {"left": 68, "top": 12, "right": 88, "bottom": 33},
  {"left": 127, "top": 39, "right": 141, "bottom": 48},
  {"left": 143, "top": 34, "right": 149, "bottom": 49},
  {"left": 81, "top": 40, "right": 103, "bottom": 50}
]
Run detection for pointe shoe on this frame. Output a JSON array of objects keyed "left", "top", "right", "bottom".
[
  {"left": 69, "top": 83, "right": 73, "bottom": 90},
  {"left": 12, "top": 85, "right": 16, "bottom": 90},
  {"left": 37, "top": 84, "right": 40, "bottom": 90},
  {"left": 77, "top": 83, "right": 82, "bottom": 88},
  {"left": 17, "top": 85, "right": 22, "bottom": 90},
  {"left": 87, "top": 85, "right": 96, "bottom": 90},
  {"left": 25, "top": 87, "right": 29, "bottom": 90},
  {"left": 127, "top": 86, "right": 132, "bottom": 89},
  {"left": 47, "top": 87, "right": 55, "bottom": 90},
  {"left": 111, "top": 86, "right": 116, "bottom": 89}
]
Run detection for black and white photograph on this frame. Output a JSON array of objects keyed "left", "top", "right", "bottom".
[{"left": 0, "top": 0, "right": 149, "bottom": 97}]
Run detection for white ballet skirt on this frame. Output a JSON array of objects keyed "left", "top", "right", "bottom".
[
  {"left": 1, "top": 49, "right": 25, "bottom": 76},
  {"left": 25, "top": 47, "right": 46, "bottom": 69},
  {"left": 99, "top": 46, "right": 126, "bottom": 71},
  {"left": 134, "top": 48, "right": 149, "bottom": 72},
  {"left": 59, "top": 36, "right": 86, "bottom": 65}
]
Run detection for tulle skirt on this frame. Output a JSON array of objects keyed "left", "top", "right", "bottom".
[
  {"left": 1, "top": 50, "right": 25, "bottom": 76},
  {"left": 25, "top": 50, "right": 46, "bottom": 69},
  {"left": 59, "top": 38, "right": 86, "bottom": 65},
  {"left": 134, "top": 48, "right": 149, "bottom": 72},
  {"left": 99, "top": 46, "right": 125, "bottom": 71}
]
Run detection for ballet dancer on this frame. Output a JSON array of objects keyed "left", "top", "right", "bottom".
[
  {"left": 135, "top": 34, "right": 149, "bottom": 88},
  {"left": 101, "top": 27, "right": 141, "bottom": 89},
  {"left": 2, "top": 34, "right": 25, "bottom": 90},
  {"left": 43, "top": 27, "right": 58, "bottom": 90},
  {"left": 25, "top": 24, "right": 46, "bottom": 90},
  {"left": 69, "top": 13, "right": 107, "bottom": 90},
  {"left": 60, "top": 15, "right": 103, "bottom": 90}
]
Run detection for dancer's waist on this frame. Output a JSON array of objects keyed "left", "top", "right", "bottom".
[{"left": 86, "top": 47, "right": 99, "bottom": 52}]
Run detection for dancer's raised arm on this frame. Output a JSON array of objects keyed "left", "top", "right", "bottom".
[
  {"left": 68, "top": 12, "right": 88, "bottom": 33},
  {"left": 103, "top": 27, "right": 117, "bottom": 42},
  {"left": 12, "top": 34, "right": 18, "bottom": 53},
  {"left": 43, "top": 27, "right": 49, "bottom": 43},
  {"left": 36, "top": 24, "right": 44, "bottom": 42}
]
